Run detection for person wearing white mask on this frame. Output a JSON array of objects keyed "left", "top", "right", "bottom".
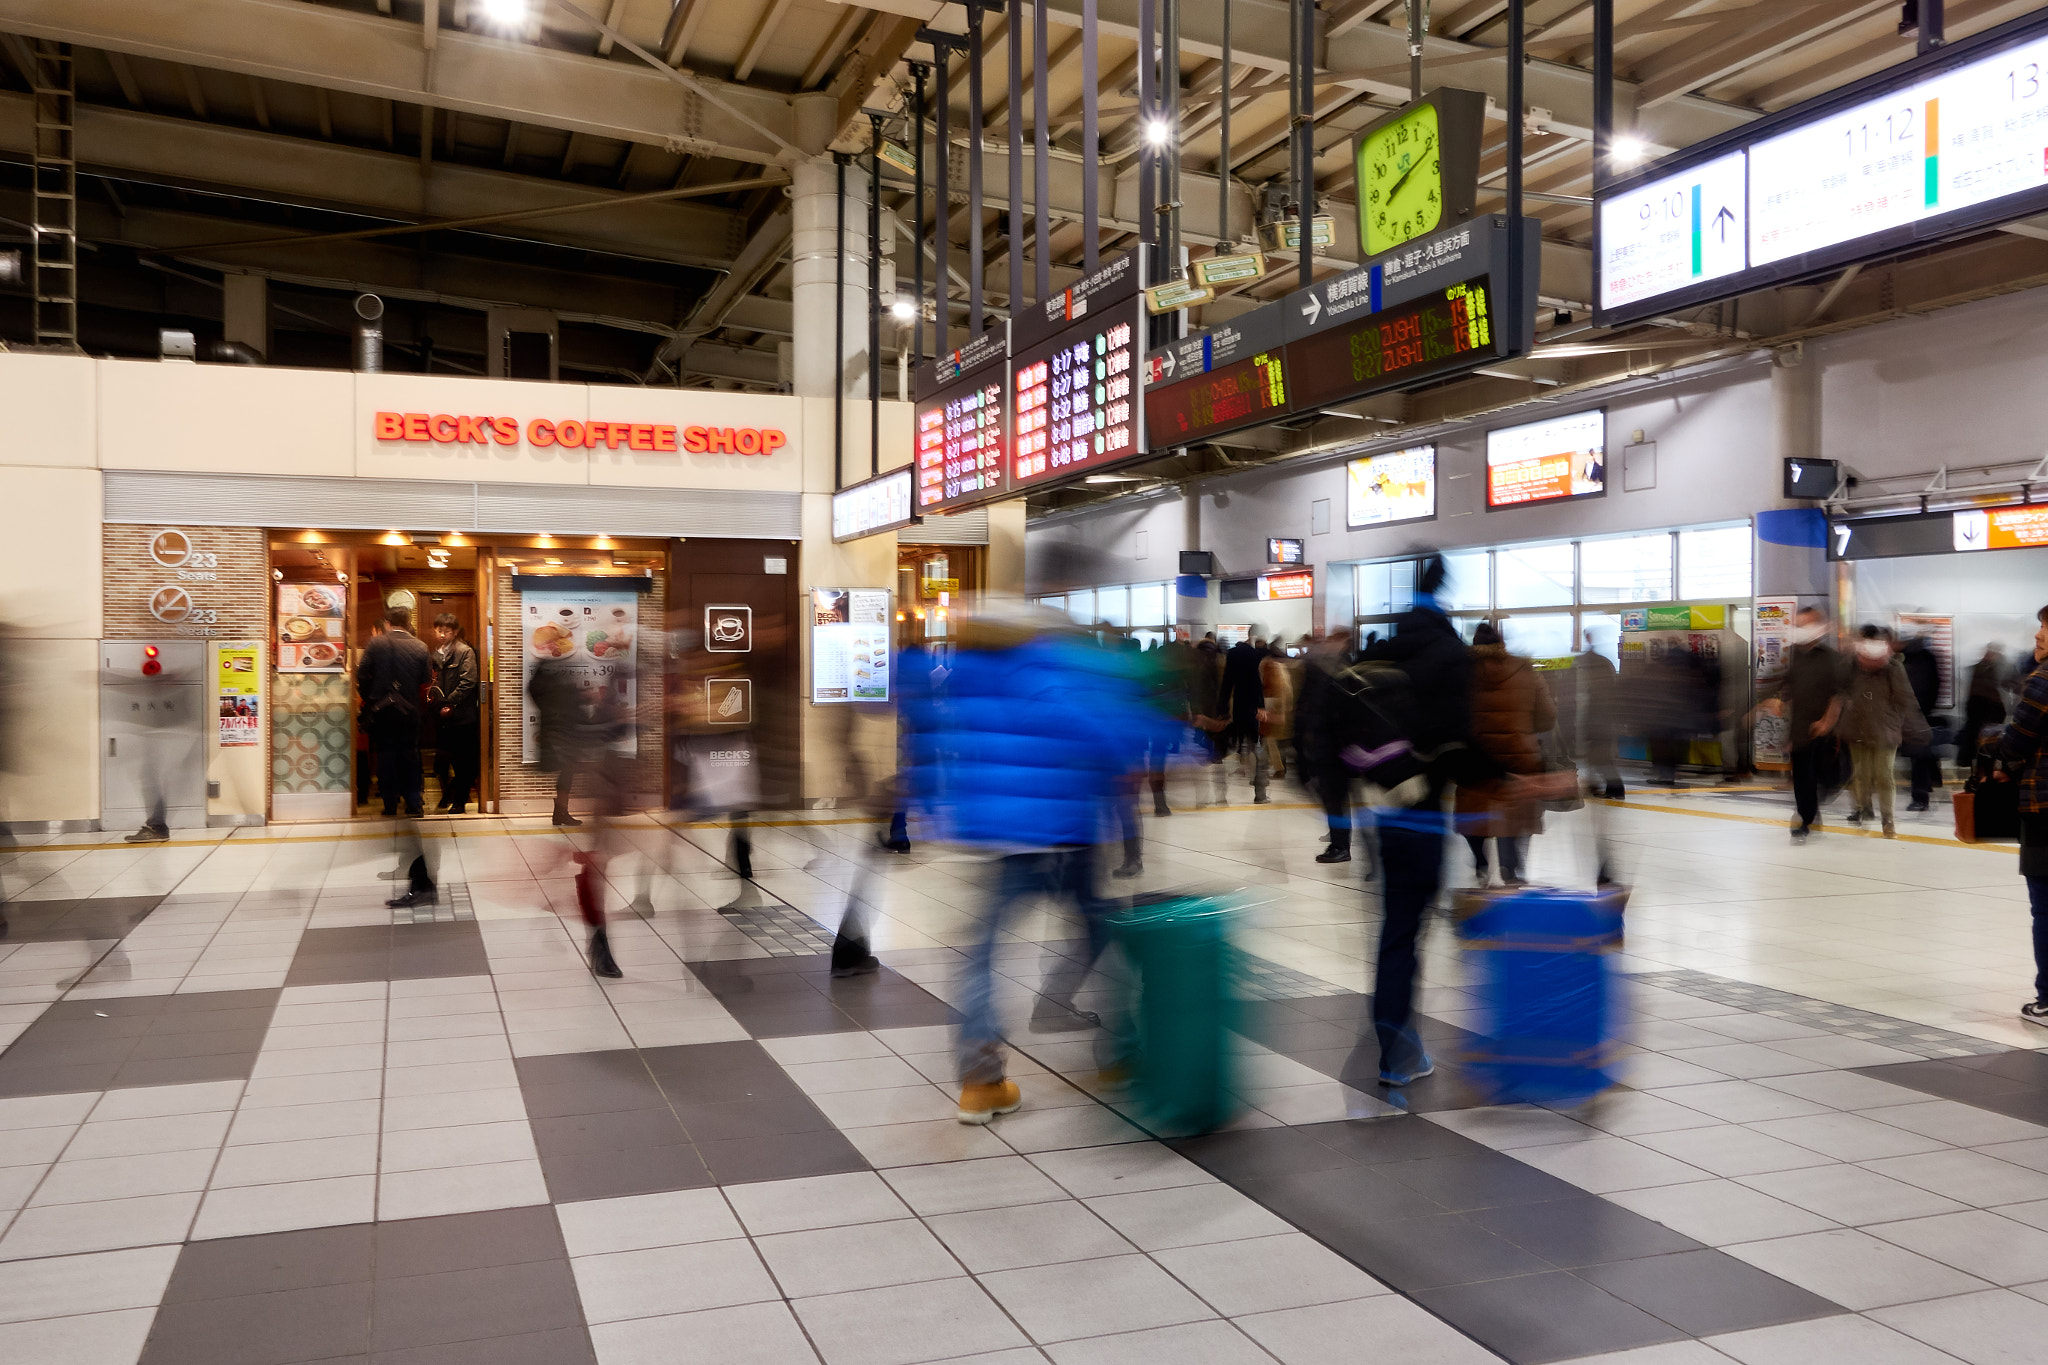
[
  {"left": 1836, "top": 624, "right": 1928, "bottom": 839},
  {"left": 1763, "top": 606, "right": 1849, "bottom": 842}
]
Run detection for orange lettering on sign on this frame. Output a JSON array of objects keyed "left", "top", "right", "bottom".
[
  {"left": 370, "top": 415, "right": 784, "bottom": 454},
  {"left": 556, "top": 420, "right": 586, "bottom": 448},
  {"left": 628, "top": 424, "right": 654, "bottom": 451},
  {"left": 760, "top": 428, "right": 787, "bottom": 455},
  {"left": 375, "top": 411, "right": 405, "bottom": 441},
  {"left": 654, "top": 426, "right": 678, "bottom": 451},
  {"left": 682, "top": 426, "right": 708, "bottom": 453},
  {"left": 491, "top": 416, "right": 519, "bottom": 446},
  {"left": 403, "top": 413, "right": 430, "bottom": 442},
  {"left": 528, "top": 419, "right": 556, "bottom": 448},
  {"left": 429, "top": 414, "right": 458, "bottom": 443}
]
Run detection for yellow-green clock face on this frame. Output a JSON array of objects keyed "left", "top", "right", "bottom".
[{"left": 1360, "top": 102, "right": 1443, "bottom": 258}]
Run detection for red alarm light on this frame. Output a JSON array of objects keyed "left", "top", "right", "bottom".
[{"left": 142, "top": 645, "right": 161, "bottom": 677}]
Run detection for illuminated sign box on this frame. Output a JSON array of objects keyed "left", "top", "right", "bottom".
[
  {"left": 1955, "top": 504, "right": 2048, "bottom": 551},
  {"left": 1008, "top": 251, "right": 1146, "bottom": 494},
  {"left": 1346, "top": 445, "right": 1438, "bottom": 528},
  {"left": 1486, "top": 410, "right": 1606, "bottom": 510},
  {"left": 911, "top": 326, "right": 1010, "bottom": 515},
  {"left": 832, "top": 466, "right": 919, "bottom": 542},
  {"left": 1285, "top": 278, "right": 1500, "bottom": 414},
  {"left": 1268, "top": 537, "right": 1305, "bottom": 565}
]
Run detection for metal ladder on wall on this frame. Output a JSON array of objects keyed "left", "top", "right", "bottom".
[{"left": 30, "top": 39, "right": 78, "bottom": 352}]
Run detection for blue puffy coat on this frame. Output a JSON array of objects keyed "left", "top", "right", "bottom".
[{"left": 906, "top": 624, "right": 1155, "bottom": 850}]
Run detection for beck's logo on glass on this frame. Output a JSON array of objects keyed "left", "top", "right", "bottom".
[{"left": 704, "top": 604, "right": 752, "bottom": 653}]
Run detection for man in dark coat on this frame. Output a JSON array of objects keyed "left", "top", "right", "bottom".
[
  {"left": 358, "top": 606, "right": 432, "bottom": 819},
  {"left": 429, "top": 613, "right": 481, "bottom": 814},
  {"left": 1768, "top": 607, "right": 1849, "bottom": 842},
  {"left": 1214, "top": 636, "right": 1270, "bottom": 804},
  {"left": 1898, "top": 632, "right": 1943, "bottom": 811}
]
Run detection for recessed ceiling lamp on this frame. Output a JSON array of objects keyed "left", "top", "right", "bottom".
[
  {"left": 1145, "top": 119, "right": 1172, "bottom": 147},
  {"left": 1611, "top": 136, "right": 1646, "bottom": 167}
]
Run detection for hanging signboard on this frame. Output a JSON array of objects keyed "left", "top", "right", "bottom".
[
  {"left": 832, "top": 466, "right": 919, "bottom": 542},
  {"left": 1486, "top": 410, "right": 1607, "bottom": 509},
  {"left": 911, "top": 325, "right": 1010, "bottom": 516},
  {"left": 1008, "top": 254, "right": 1146, "bottom": 495}
]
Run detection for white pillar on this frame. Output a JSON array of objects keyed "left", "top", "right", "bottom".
[{"left": 788, "top": 93, "right": 869, "bottom": 401}]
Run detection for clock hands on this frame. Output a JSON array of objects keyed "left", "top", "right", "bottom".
[{"left": 1385, "top": 135, "right": 1438, "bottom": 202}]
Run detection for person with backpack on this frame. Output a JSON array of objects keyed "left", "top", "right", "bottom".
[
  {"left": 1347, "top": 555, "right": 1510, "bottom": 1086},
  {"left": 357, "top": 605, "right": 432, "bottom": 819}
]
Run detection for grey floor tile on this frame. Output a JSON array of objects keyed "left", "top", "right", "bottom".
[
  {"left": 1864, "top": 1208, "right": 2048, "bottom": 1286},
  {"left": 881, "top": 1156, "right": 1070, "bottom": 1217},
  {"left": 372, "top": 1207, "right": 568, "bottom": 1280},
  {"left": 1042, "top": 1319, "right": 1272, "bottom": 1365},
  {"left": 1870, "top": 1287, "right": 2048, "bottom": 1365},
  {"left": 754, "top": 1218, "right": 961, "bottom": 1296},
  {"left": 1863, "top": 1150, "right": 2048, "bottom": 1207},
  {"left": 569, "top": 1238, "right": 780, "bottom": 1324},
  {"left": 1236, "top": 1294, "right": 1504, "bottom": 1365},
  {"left": 1736, "top": 1165, "right": 1968, "bottom": 1226},
  {"left": 1416, "top": 1270, "right": 1688, "bottom": 1364},
  {"left": 978, "top": 1253, "right": 1214, "bottom": 1343},
  {"left": 791, "top": 1277, "right": 1030, "bottom": 1365},
  {"left": 139, "top": 1281, "right": 374, "bottom": 1365},
  {"left": 1467, "top": 1196, "right": 1705, "bottom": 1268},
  {"left": 928, "top": 1200, "right": 1135, "bottom": 1273},
  {"left": 1606, "top": 1180, "right": 1840, "bottom": 1247},
  {"left": 370, "top": 1324, "right": 597, "bottom": 1364},
  {"left": 1300, "top": 1210, "right": 1555, "bottom": 1293},
  {"left": 725, "top": 1171, "right": 911, "bottom": 1236},
  {"left": 369, "top": 1259, "right": 587, "bottom": 1352},
  {"left": 160, "top": 1225, "right": 374, "bottom": 1303},
  {"left": 1577, "top": 1250, "right": 1844, "bottom": 1336},
  {"left": 586, "top": 1300, "right": 818, "bottom": 1365},
  {"left": 1151, "top": 1232, "right": 1390, "bottom": 1316},
  {"left": 1082, "top": 1183, "right": 1293, "bottom": 1251},
  {"left": 697, "top": 1129, "right": 870, "bottom": 1186},
  {"left": 1704, "top": 1313, "right": 1962, "bottom": 1365},
  {"left": 1722, "top": 1228, "right": 1990, "bottom": 1309}
]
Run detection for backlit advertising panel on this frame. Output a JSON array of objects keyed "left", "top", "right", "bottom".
[
  {"left": 1485, "top": 410, "right": 1606, "bottom": 510},
  {"left": 1345, "top": 445, "right": 1437, "bottom": 529}
]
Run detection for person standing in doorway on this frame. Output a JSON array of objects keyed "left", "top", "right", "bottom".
[
  {"left": 1767, "top": 607, "right": 1848, "bottom": 843},
  {"left": 429, "top": 613, "right": 481, "bottom": 814},
  {"left": 1898, "top": 630, "right": 1943, "bottom": 813},
  {"left": 1981, "top": 607, "right": 2048, "bottom": 1027},
  {"left": 358, "top": 606, "right": 431, "bottom": 819},
  {"left": 529, "top": 649, "right": 591, "bottom": 828},
  {"left": 1576, "top": 629, "right": 1625, "bottom": 799},
  {"left": 1838, "top": 625, "right": 1925, "bottom": 839}
]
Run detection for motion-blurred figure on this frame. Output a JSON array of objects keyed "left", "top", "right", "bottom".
[
  {"left": 1979, "top": 606, "right": 2048, "bottom": 1027},
  {"left": 905, "top": 605, "right": 1148, "bottom": 1124},
  {"left": 1959, "top": 642, "right": 2012, "bottom": 774},
  {"left": 1190, "top": 635, "right": 1226, "bottom": 803},
  {"left": 1767, "top": 607, "right": 1848, "bottom": 843},
  {"left": 1109, "top": 635, "right": 1147, "bottom": 878},
  {"left": 1898, "top": 630, "right": 1943, "bottom": 812},
  {"left": 1260, "top": 639, "right": 1294, "bottom": 782},
  {"left": 428, "top": 613, "right": 480, "bottom": 814},
  {"left": 1355, "top": 555, "right": 1507, "bottom": 1085},
  {"left": 879, "top": 639, "right": 931, "bottom": 853},
  {"left": 1576, "top": 629, "right": 1625, "bottom": 799},
  {"left": 1298, "top": 628, "right": 1362, "bottom": 866},
  {"left": 358, "top": 605, "right": 431, "bottom": 819},
  {"left": 1839, "top": 625, "right": 1925, "bottom": 839},
  {"left": 1215, "top": 634, "right": 1269, "bottom": 804},
  {"left": 1458, "top": 623, "right": 1556, "bottom": 887},
  {"left": 540, "top": 655, "right": 637, "bottom": 977},
  {"left": 529, "top": 647, "right": 591, "bottom": 829}
]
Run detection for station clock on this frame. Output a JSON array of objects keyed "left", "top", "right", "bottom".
[{"left": 1355, "top": 88, "right": 1486, "bottom": 260}]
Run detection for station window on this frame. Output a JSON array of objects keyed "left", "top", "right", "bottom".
[
  {"left": 1440, "top": 550, "right": 1491, "bottom": 611},
  {"left": 1580, "top": 532, "right": 1673, "bottom": 603},
  {"left": 1679, "top": 525, "right": 1752, "bottom": 601},
  {"left": 1495, "top": 543, "right": 1574, "bottom": 609}
]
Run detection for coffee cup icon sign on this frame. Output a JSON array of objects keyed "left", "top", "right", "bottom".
[
  {"left": 705, "top": 605, "right": 751, "bottom": 652},
  {"left": 713, "top": 615, "right": 744, "bottom": 642}
]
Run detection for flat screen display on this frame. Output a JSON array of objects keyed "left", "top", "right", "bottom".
[
  {"left": 913, "top": 374, "right": 1007, "bottom": 514},
  {"left": 1009, "top": 313, "right": 1140, "bottom": 492},
  {"left": 832, "top": 467, "right": 917, "bottom": 541},
  {"left": 1598, "top": 151, "right": 1747, "bottom": 314},
  {"left": 1267, "top": 537, "right": 1305, "bottom": 565},
  {"left": 1144, "top": 349, "right": 1288, "bottom": 448},
  {"left": 1283, "top": 278, "right": 1497, "bottom": 413},
  {"left": 1486, "top": 410, "right": 1606, "bottom": 509},
  {"left": 1345, "top": 445, "right": 1437, "bottom": 528}
]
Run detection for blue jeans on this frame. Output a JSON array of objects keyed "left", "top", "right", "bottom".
[
  {"left": 1373, "top": 807, "right": 1447, "bottom": 1079},
  {"left": 956, "top": 849, "right": 1110, "bottom": 1084},
  {"left": 2030, "top": 876, "right": 2048, "bottom": 1002}
]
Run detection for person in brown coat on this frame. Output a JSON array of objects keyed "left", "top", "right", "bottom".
[
  {"left": 1838, "top": 623, "right": 1928, "bottom": 838},
  {"left": 1456, "top": 623, "right": 1557, "bottom": 885}
]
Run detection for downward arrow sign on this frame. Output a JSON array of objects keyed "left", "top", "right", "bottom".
[{"left": 1301, "top": 294, "right": 1323, "bottom": 326}]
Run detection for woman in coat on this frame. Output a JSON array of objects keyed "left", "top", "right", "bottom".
[
  {"left": 1837, "top": 624, "right": 1927, "bottom": 838},
  {"left": 1259, "top": 640, "right": 1296, "bottom": 782},
  {"left": 1456, "top": 623, "right": 1557, "bottom": 885}
]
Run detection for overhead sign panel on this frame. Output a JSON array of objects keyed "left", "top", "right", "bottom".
[
  {"left": 911, "top": 326, "right": 1009, "bottom": 516},
  {"left": 832, "top": 466, "right": 918, "bottom": 542},
  {"left": 1009, "top": 307, "right": 1143, "bottom": 493},
  {"left": 1286, "top": 278, "right": 1500, "bottom": 413},
  {"left": 1598, "top": 151, "right": 1746, "bottom": 314},
  {"left": 1596, "top": 13, "right": 2048, "bottom": 325}
]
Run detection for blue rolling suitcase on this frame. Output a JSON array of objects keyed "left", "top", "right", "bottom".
[{"left": 1452, "top": 885, "right": 1626, "bottom": 1106}]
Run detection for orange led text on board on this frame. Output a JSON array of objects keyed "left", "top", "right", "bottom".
[{"left": 372, "top": 412, "right": 787, "bottom": 456}]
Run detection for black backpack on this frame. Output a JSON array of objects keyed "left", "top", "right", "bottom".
[{"left": 1326, "top": 659, "right": 1429, "bottom": 803}]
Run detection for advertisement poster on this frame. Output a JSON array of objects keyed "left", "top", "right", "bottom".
[
  {"left": 1752, "top": 596, "right": 1797, "bottom": 767},
  {"left": 276, "top": 582, "right": 346, "bottom": 673},
  {"left": 1345, "top": 446, "right": 1438, "bottom": 528},
  {"left": 810, "top": 589, "right": 890, "bottom": 703},
  {"left": 217, "top": 643, "right": 261, "bottom": 747},
  {"left": 1486, "top": 410, "right": 1606, "bottom": 508},
  {"left": 520, "top": 590, "right": 639, "bottom": 763}
]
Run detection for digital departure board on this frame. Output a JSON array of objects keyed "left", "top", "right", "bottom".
[
  {"left": 1283, "top": 278, "right": 1497, "bottom": 414},
  {"left": 1009, "top": 315, "right": 1141, "bottom": 492},
  {"left": 912, "top": 371, "right": 1008, "bottom": 514},
  {"left": 1144, "top": 350, "right": 1289, "bottom": 449}
]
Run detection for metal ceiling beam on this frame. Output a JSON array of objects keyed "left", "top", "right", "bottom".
[
  {"left": 0, "top": 0, "right": 798, "bottom": 165},
  {"left": 1632, "top": 0, "right": 1894, "bottom": 109},
  {"left": 0, "top": 91, "right": 751, "bottom": 266}
]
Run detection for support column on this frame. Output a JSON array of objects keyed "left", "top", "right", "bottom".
[
  {"left": 1758, "top": 344, "right": 1831, "bottom": 601},
  {"left": 789, "top": 93, "right": 869, "bottom": 403},
  {"left": 223, "top": 274, "right": 270, "bottom": 361}
]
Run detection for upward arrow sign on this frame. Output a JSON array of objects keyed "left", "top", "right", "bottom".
[
  {"left": 1301, "top": 294, "right": 1323, "bottom": 327},
  {"left": 1713, "top": 206, "right": 1735, "bottom": 243}
]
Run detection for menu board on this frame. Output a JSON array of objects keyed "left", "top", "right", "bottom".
[
  {"left": 276, "top": 582, "right": 346, "bottom": 673},
  {"left": 1486, "top": 410, "right": 1606, "bottom": 509},
  {"left": 519, "top": 588, "right": 638, "bottom": 763},
  {"left": 1009, "top": 314, "right": 1140, "bottom": 492},
  {"left": 1346, "top": 445, "right": 1438, "bottom": 528},
  {"left": 1284, "top": 278, "right": 1497, "bottom": 414},
  {"left": 217, "top": 642, "right": 261, "bottom": 747},
  {"left": 810, "top": 588, "right": 890, "bottom": 703},
  {"left": 1144, "top": 349, "right": 1288, "bottom": 449}
]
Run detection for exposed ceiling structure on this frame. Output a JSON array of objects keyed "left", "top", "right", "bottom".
[{"left": 0, "top": 0, "right": 2044, "bottom": 502}]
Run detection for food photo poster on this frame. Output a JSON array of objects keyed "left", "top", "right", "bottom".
[
  {"left": 520, "top": 589, "right": 639, "bottom": 762},
  {"left": 276, "top": 582, "right": 346, "bottom": 673},
  {"left": 810, "top": 588, "right": 890, "bottom": 703}
]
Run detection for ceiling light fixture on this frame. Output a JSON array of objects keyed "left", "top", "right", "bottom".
[
  {"left": 1145, "top": 119, "right": 1172, "bottom": 147},
  {"left": 890, "top": 298, "right": 917, "bottom": 321},
  {"left": 479, "top": 0, "right": 530, "bottom": 25},
  {"left": 1611, "top": 136, "right": 1646, "bottom": 167}
]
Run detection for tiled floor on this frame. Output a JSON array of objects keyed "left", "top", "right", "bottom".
[{"left": 0, "top": 772, "right": 2045, "bottom": 1364}]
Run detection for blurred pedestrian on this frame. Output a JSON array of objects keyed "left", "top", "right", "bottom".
[
  {"left": 1357, "top": 556, "right": 1509, "bottom": 1085},
  {"left": 529, "top": 648, "right": 597, "bottom": 828},
  {"left": 1215, "top": 634, "right": 1269, "bottom": 804},
  {"left": 1959, "top": 642, "right": 2012, "bottom": 774},
  {"left": 1838, "top": 624, "right": 1925, "bottom": 839},
  {"left": 1576, "top": 629, "right": 1625, "bottom": 799},
  {"left": 1298, "top": 628, "right": 1361, "bottom": 866},
  {"left": 1190, "top": 635, "right": 1227, "bottom": 804},
  {"left": 1457, "top": 623, "right": 1556, "bottom": 887},
  {"left": 1898, "top": 630, "right": 1943, "bottom": 812},
  {"left": 428, "top": 613, "right": 480, "bottom": 814},
  {"left": 905, "top": 605, "right": 1149, "bottom": 1123},
  {"left": 358, "top": 605, "right": 431, "bottom": 819},
  {"left": 1767, "top": 607, "right": 1848, "bottom": 843},
  {"left": 1260, "top": 638, "right": 1295, "bottom": 782},
  {"left": 880, "top": 639, "right": 931, "bottom": 853},
  {"left": 1979, "top": 607, "right": 2048, "bottom": 1026}
]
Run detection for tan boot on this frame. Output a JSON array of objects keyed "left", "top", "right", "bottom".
[{"left": 957, "top": 1079, "right": 1022, "bottom": 1125}]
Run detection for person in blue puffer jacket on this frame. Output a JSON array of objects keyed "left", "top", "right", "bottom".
[{"left": 904, "top": 604, "right": 1157, "bottom": 1123}]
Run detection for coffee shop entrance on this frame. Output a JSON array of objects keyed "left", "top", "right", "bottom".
[{"left": 266, "top": 529, "right": 668, "bottom": 821}]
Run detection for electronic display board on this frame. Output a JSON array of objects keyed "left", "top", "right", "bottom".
[
  {"left": 912, "top": 329, "right": 1010, "bottom": 515},
  {"left": 1486, "top": 410, "right": 1606, "bottom": 509},
  {"left": 1268, "top": 537, "right": 1305, "bottom": 565},
  {"left": 1283, "top": 278, "right": 1498, "bottom": 414},
  {"left": 832, "top": 466, "right": 917, "bottom": 542},
  {"left": 1009, "top": 312, "right": 1142, "bottom": 492},
  {"left": 1596, "top": 13, "right": 2048, "bottom": 325},
  {"left": 1144, "top": 349, "right": 1288, "bottom": 448},
  {"left": 1346, "top": 445, "right": 1437, "bottom": 528}
]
